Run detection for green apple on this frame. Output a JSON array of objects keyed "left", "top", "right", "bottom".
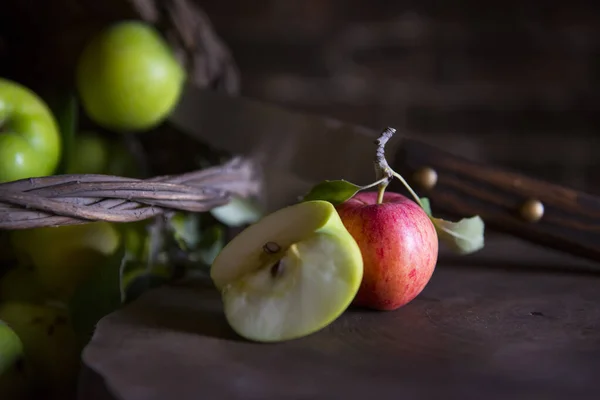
[
  {"left": 0, "top": 77, "right": 61, "bottom": 183},
  {"left": 105, "top": 139, "right": 141, "bottom": 177},
  {"left": 65, "top": 131, "right": 110, "bottom": 174},
  {"left": 11, "top": 222, "right": 121, "bottom": 300},
  {"left": 0, "top": 267, "right": 47, "bottom": 304},
  {"left": 0, "top": 308, "right": 29, "bottom": 399},
  {"left": 211, "top": 200, "right": 363, "bottom": 342},
  {"left": 0, "top": 320, "right": 23, "bottom": 375},
  {"left": 0, "top": 302, "right": 81, "bottom": 397},
  {"left": 76, "top": 20, "right": 186, "bottom": 132}
]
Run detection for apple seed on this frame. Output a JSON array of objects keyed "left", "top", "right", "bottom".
[{"left": 263, "top": 241, "right": 281, "bottom": 254}]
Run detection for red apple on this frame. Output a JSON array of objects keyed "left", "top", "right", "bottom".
[{"left": 335, "top": 191, "right": 438, "bottom": 311}]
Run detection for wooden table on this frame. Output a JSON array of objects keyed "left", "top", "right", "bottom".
[{"left": 77, "top": 234, "right": 600, "bottom": 400}]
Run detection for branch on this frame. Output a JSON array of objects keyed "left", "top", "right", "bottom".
[{"left": 0, "top": 157, "right": 261, "bottom": 230}]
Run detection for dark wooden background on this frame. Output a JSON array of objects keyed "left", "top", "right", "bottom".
[
  {"left": 0, "top": 0, "right": 597, "bottom": 192},
  {"left": 197, "top": 0, "right": 600, "bottom": 194}
]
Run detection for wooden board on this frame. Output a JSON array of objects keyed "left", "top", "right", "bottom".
[{"left": 77, "top": 235, "right": 600, "bottom": 400}]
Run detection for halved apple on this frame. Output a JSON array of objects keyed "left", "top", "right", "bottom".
[{"left": 211, "top": 200, "right": 363, "bottom": 342}]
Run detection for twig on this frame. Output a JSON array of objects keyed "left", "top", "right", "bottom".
[{"left": 0, "top": 157, "right": 261, "bottom": 230}]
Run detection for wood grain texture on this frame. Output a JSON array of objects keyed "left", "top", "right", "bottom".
[
  {"left": 391, "top": 138, "right": 600, "bottom": 263},
  {"left": 79, "top": 237, "right": 600, "bottom": 400}
]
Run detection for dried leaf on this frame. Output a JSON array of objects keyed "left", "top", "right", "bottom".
[
  {"left": 210, "top": 196, "right": 263, "bottom": 227},
  {"left": 419, "top": 197, "right": 484, "bottom": 255},
  {"left": 169, "top": 213, "right": 202, "bottom": 250},
  {"left": 433, "top": 215, "right": 485, "bottom": 255}
]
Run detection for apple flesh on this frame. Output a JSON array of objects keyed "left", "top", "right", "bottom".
[
  {"left": 211, "top": 200, "right": 363, "bottom": 342},
  {"left": 335, "top": 191, "right": 438, "bottom": 311}
]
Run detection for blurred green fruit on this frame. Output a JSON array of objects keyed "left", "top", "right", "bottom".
[
  {"left": 0, "top": 267, "right": 47, "bottom": 303},
  {"left": 0, "top": 320, "right": 23, "bottom": 375},
  {"left": 65, "top": 131, "right": 110, "bottom": 174},
  {"left": 105, "top": 139, "right": 142, "bottom": 177},
  {"left": 0, "top": 77, "right": 61, "bottom": 183},
  {"left": 0, "top": 302, "right": 81, "bottom": 398},
  {"left": 11, "top": 222, "right": 121, "bottom": 300},
  {"left": 76, "top": 20, "right": 186, "bottom": 132}
]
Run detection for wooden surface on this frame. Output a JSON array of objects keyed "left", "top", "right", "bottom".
[
  {"left": 78, "top": 235, "right": 600, "bottom": 400},
  {"left": 393, "top": 139, "right": 600, "bottom": 264}
]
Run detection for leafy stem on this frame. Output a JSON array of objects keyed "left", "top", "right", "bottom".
[
  {"left": 302, "top": 126, "right": 486, "bottom": 255},
  {"left": 360, "top": 176, "right": 390, "bottom": 191},
  {"left": 373, "top": 127, "right": 424, "bottom": 208},
  {"left": 391, "top": 171, "right": 423, "bottom": 208},
  {"left": 373, "top": 128, "right": 394, "bottom": 204}
]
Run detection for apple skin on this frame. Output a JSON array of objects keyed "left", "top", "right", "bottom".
[
  {"left": 76, "top": 20, "right": 186, "bottom": 132},
  {"left": 0, "top": 302, "right": 81, "bottom": 399},
  {"left": 335, "top": 191, "right": 438, "bottom": 311},
  {"left": 65, "top": 131, "right": 110, "bottom": 174},
  {"left": 10, "top": 222, "right": 121, "bottom": 301},
  {"left": 0, "top": 78, "right": 61, "bottom": 183}
]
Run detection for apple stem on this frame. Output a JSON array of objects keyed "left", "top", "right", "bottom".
[
  {"left": 373, "top": 127, "right": 424, "bottom": 208},
  {"left": 373, "top": 128, "right": 396, "bottom": 204},
  {"left": 376, "top": 182, "right": 387, "bottom": 204}
]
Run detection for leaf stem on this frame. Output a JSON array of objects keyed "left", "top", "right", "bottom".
[
  {"left": 359, "top": 177, "right": 390, "bottom": 191},
  {"left": 391, "top": 171, "right": 424, "bottom": 208}
]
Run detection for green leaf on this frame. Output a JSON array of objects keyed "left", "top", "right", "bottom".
[
  {"left": 432, "top": 215, "right": 485, "bottom": 255},
  {"left": 52, "top": 91, "right": 78, "bottom": 175},
  {"left": 420, "top": 197, "right": 432, "bottom": 216},
  {"left": 210, "top": 196, "right": 263, "bottom": 227},
  {"left": 169, "top": 212, "right": 201, "bottom": 250},
  {"left": 301, "top": 180, "right": 361, "bottom": 205},
  {"left": 118, "top": 220, "right": 151, "bottom": 260},
  {"left": 68, "top": 242, "right": 126, "bottom": 347},
  {"left": 196, "top": 224, "right": 225, "bottom": 266}
]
